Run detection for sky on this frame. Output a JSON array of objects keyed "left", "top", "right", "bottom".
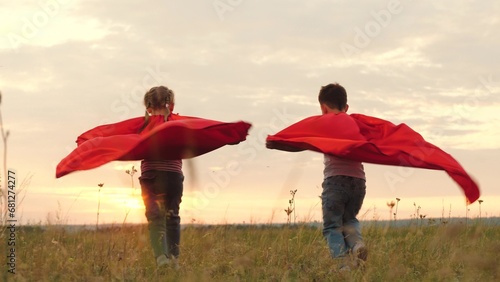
[{"left": 0, "top": 0, "right": 499, "bottom": 225}]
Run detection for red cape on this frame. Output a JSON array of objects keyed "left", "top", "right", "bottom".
[
  {"left": 266, "top": 113, "right": 480, "bottom": 204},
  {"left": 56, "top": 114, "right": 251, "bottom": 178}
]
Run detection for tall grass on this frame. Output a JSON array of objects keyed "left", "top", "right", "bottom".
[
  {"left": 6, "top": 221, "right": 500, "bottom": 281},
  {"left": 0, "top": 90, "right": 9, "bottom": 221}
]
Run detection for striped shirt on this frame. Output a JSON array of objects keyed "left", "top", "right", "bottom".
[
  {"left": 141, "top": 159, "right": 183, "bottom": 174},
  {"left": 323, "top": 154, "right": 365, "bottom": 180}
]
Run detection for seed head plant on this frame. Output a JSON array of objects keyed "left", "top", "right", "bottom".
[
  {"left": 123, "top": 165, "right": 138, "bottom": 225},
  {"left": 413, "top": 202, "right": 421, "bottom": 219},
  {"left": 478, "top": 199, "right": 484, "bottom": 219},
  {"left": 387, "top": 200, "right": 395, "bottom": 221},
  {"left": 125, "top": 165, "right": 138, "bottom": 189},
  {"left": 96, "top": 183, "right": 104, "bottom": 230},
  {"left": 285, "top": 189, "right": 297, "bottom": 224},
  {"left": 284, "top": 207, "right": 293, "bottom": 224},
  {"left": 394, "top": 198, "right": 400, "bottom": 220}
]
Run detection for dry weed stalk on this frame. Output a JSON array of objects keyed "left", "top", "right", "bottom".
[
  {"left": 0, "top": 90, "right": 10, "bottom": 220},
  {"left": 387, "top": 200, "right": 395, "bottom": 221},
  {"left": 285, "top": 189, "right": 297, "bottom": 224},
  {"left": 123, "top": 165, "right": 138, "bottom": 225},
  {"left": 394, "top": 198, "right": 400, "bottom": 220},
  {"left": 125, "top": 166, "right": 138, "bottom": 189},
  {"left": 478, "top": 199, "right": 484, "bottom": 219},
  {"left": 413, "top": 202, "right": 421, "bottom": 219},
  {"left": 96, "top": 183, "right": 104, "bottom": 230}
]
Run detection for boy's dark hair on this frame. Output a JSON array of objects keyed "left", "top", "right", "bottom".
[{"left": 318, "top": 83, "right": 347, "bottom": 110}]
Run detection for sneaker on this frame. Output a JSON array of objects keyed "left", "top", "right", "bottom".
[
  {"left": 156, "top": 254, "right": 169, "bottom": 267},
  {"left": 156, "top": 254, "right": 180, "bottom": 270},
  {"left": 331, "top": 256, "right": 352, "bottom": 273},
  {"left": 352, "top": 242, "right": 368, "bottom": 261},
  {"left": 169, "top": 256, "right": 180, "bottom": 270},
  {"left": 338, "top": 264, "right": 351, "bottom": 272}
]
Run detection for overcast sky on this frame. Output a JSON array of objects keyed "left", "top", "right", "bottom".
[{"left": 1, "top": 0, "right": 499, "bottom": 225}]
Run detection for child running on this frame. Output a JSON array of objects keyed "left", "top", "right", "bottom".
[
  {"left": 266, "top": 83, "right": 368, "bottom": 271},
  {"left": 138, "top": 86, "right": 183, "bottom": 268},
  {"left": 317, "top": 83, "right": 368, "bottom": 269}
]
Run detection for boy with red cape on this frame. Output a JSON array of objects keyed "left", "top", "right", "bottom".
[{"left": 266, "top": 83, "right": 479, "bottom": 270}]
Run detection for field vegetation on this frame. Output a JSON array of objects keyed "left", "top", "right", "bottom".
[{"left": 2, "top": 220, "right": 500, "bottom": 281}]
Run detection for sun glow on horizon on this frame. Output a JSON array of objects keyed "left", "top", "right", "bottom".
[{"left": 20, "top": 182, "right": 500, "bottom": 225}]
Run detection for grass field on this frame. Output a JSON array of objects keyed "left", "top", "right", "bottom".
[{"left": 2, "top": 221, "right": 500, "bottom": 281}]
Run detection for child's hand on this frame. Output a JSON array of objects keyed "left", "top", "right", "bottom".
[
  {"left": 265, "top": 140, "right": 276, "bottom": 149},
  {"left": 266, "top": 140, "right": 304, "bottom": 152}
]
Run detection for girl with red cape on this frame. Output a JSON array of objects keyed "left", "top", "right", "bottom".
[{"left": 56, "top": 86, "right": 251, "bottom": 268}]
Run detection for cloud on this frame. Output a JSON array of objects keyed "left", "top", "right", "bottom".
[
  {"left": 1, "top": 1, "right": 498, "bottom": 146},
  {"left": 1, "top": 0, "right": 499, "bottom": 224}
]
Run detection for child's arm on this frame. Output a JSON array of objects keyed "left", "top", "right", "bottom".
[{"left": 266, "top": 140, "right": 304, "bottom": 152}]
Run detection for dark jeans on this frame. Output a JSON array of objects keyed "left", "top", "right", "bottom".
[
  {"left": 321, "top": 175, "right": 366, "bottom": 258},
  {"left": 139, "top": 170, "right": 184, "bottom": 259}
]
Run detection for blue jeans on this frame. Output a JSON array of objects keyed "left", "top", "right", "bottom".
[
  {"left": 140, "top": 170, "right": 184, "bottom": 259},
  {"left": 321, "top": 175, "right": 366, "bottom": 258}
]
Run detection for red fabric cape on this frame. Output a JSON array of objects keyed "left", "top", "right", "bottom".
[
  {"left": 266, "top": 113, "right": 480, "bottom": 204},
  {"left": 56, "top": 114, "right": 251, "bottom": 178}
]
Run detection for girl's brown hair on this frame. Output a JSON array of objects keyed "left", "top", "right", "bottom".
[{"left": 139, "top": 86, "right": 175, "bottom": 132}]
